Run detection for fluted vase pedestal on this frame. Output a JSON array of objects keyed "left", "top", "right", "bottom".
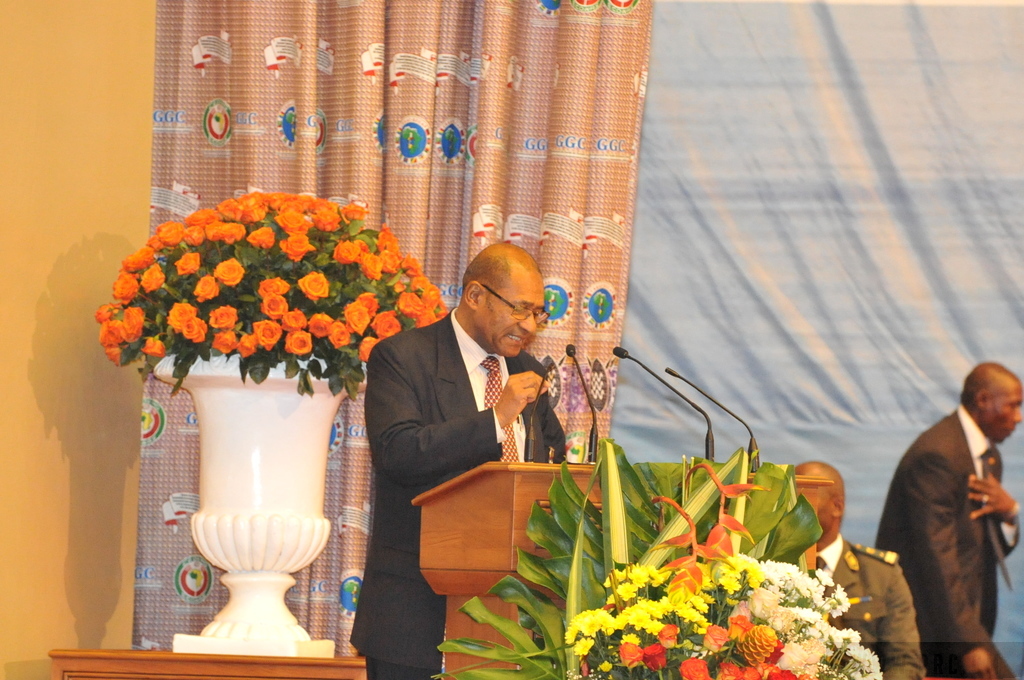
[{"left": 155, "top": 356, "right": 345, "bottom": 658}]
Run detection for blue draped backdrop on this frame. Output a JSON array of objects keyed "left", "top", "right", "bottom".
[{"left": 611, "top": 0, "right": 1024, "bottom": 673}]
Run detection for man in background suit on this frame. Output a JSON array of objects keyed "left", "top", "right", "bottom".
[
  {"left": 796, "top": 461, "right": 925, "bottom": 680},
  {"left": 877, "top": 363, "right": 1021, "bottom": 679},
  {"left": 350, "top": 243, "right": 566, "bottom": 680}
]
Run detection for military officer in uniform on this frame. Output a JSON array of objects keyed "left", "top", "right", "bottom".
[{"left": 796, "top": 461, "right": 925, "bottom": 680}]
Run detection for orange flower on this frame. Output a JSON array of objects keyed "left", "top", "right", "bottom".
[
  {"left": 411, "top": 276, "right": 432, "bottom": 292},
  {"left": 216, "top": 198, "right": 244, "bottom": 222},
  {"left": 679, "top": 658, "right": 712, "bottom": 680},
  {"left": 99, "top": 320, "right": 124, "bottom": 348},
  {"left": 264, "top": 192, "right": 290, "bottom": 211},
  {"left": 237, "top": 193, "right": 268, "bottom": 222},
  {"left": 397, "top": 292, "right": 426, "bottom": 320},
  {"left": 104, "top": 347, "right": 122, "bottom": 364},
  {"left": 360, "top": 252, "right": 383, "bottom": 280},
  {"left": 156, "top": 221, "right": 185, "bottom": 247},
  {"left": 344, "top": 301, "right": 372, "bottom": 335},
  {"left": 284, "top": 330, "right": 313, "bottom": 355},
  {"left": 279, "top": 195, "right": 314, "bottom": 213},
  {"left": 180, "top": 316, "right": 208, "bottom": 343},
  {"left": 208, "top": 305, "right": 239, "bottom": 330},
  {"left": 258, "top": 277, "right": 291, "bottom": 298},
  {"left": 311, "top": 207, "right": 341, "bottom": 232},
  {"left": 357, "top": 292, "right": 380, "bottom": 317},
  {"left": 183, "top": 225, "right": 205, "bottom": 246},
  {"left": 358, "top": 336, "right": 379, "bottom": 362},
  {"left": 193, "top": 275, "right": 220, "bottom": 302},
  {"left": 371, "top": 310, "right": 402, "bottom": 340},
  {"left": 206, "top": 220, "right": 247, "bottom": 244},
  {"left": 415, "top": 309, "right": 438, "bottom": 328},
  {"left": 619, "top": 642, "right": 645, "bottom": 669},
  {"left": 253, "top": 319, "right": 283, "bottom": 350},
  {"left": 246, "top": 226, "right": 276, "bottom": 249},
  {"left": 122, "top": 246, "right": 156, "bottom": 273},
  {"left": 402, "top": 255, "right": 423, "bottom": 277},
  {"left": 729, "top": 614, "right": 754, "bottom": 639},
  {"left": 142, "top": 337, "right": 166, "bottom": 357},
  {"left": 214, "top": 258, "right": 245, "bottom": 286},
  {"left": 113, "top": 272, "right": 140, "bottom": 303},
  {"left": 237, "top": 333, "right": 258, "bottom": 357},
  {"left": 380, "top": 249, "right": 402, "bottom": 274},
  {"left": 658, "top": 624, "right": 680, "bottom": 649},
  {"left": 275, "top": 210, "right": 310, "bottom": 235},
  {"left": 261, "top": 294, "right": 289, "bottom": 319},
  {"left": 147, "top": 235, "right": 164, "bottom": 250},
  {"left": 122, "top": 307, "right": 145, "bottom": 342},
  {"left": 168, "top": 302, "right": 198, "bottom": 331},
  {"left": 333, "top": 240, "right": 363, "bottom": 264},
  {"left": 297, "top": 271, "right": 330, "bottom": 300},
  {"left": 702, "top": 625, "right": 729, "bottom": 652},
  {"left": 308, "top": 313, "right": 334, "bottom": 338},
  {"left": 140, "top": 264, "right": 166, "bottom": 292},
  {"left": 341, "top": 202, "right": 368, "bottom": 222},
  {"left": 185, "top": 208, "right": 220, "bottom": 229},
  {"left": 281, "top": 309, "right": 308, "bottom": 332},
  {"left": 212, "top": 330, "right": 239, "bottom": 353},
  {"left": 175, "top": 252, "right": 201, "bottom": 276},
  {"left": 421, "top": 285, "right": 443, "bottom": 312},
  {"left": 328, "top": 321, "right": 351, "bottom": 349},
  {"left": 377, "top": 228, "right": 400, "bottom": 253},
  {"left": 279, "top": 233, "right": 316, "bottom": 262},
  {"left": 94, "top": 304, "right": 119, "bottom": 323}
]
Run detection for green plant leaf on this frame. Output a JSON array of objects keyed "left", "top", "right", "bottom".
[
  {"left": 762, "top": 494, "right": 821, "bottom": 565},
  {"left": 488, "top": 577, "right": 567, "bottom": 672},
  {"left": 525, "top": 501, "right": 572, "bottom": 557}
]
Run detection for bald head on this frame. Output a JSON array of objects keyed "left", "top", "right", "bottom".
[
  {"left": 795, "top": 461, "right": 845, "bottom": 550},
  {"left": 961, "top": 363, "right": 1023, "bottom": 443},
  {"left": 462, "top": 243, "right": 542, "bottom": 292}
]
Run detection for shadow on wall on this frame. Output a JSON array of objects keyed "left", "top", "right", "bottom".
[{"left": 28, "top": 234, "right": 143, "bottom": 648}]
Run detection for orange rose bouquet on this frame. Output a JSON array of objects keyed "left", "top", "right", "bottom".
[{"left": 97, "top": 192, "right": 446, "bottom": 397}]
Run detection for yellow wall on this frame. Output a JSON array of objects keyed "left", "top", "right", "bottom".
[{"left": 0, "top": 2, "right": 155, "bottom": 678}]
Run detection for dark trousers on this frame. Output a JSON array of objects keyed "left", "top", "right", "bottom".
[{"left": 366, "top": 656, "right": 441, "bottom": 680}]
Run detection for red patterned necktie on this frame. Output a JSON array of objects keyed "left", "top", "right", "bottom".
[{"left": 482, "top": 355, "right": 518, "bottom": 462}]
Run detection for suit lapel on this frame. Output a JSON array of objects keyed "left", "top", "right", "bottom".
[{"left": 434, "top": 315, "right": 481, "bottom": 422}]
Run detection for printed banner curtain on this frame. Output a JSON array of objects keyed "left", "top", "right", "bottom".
[{"left": 134, "top": 0, "right": 652, "bottom": 655}]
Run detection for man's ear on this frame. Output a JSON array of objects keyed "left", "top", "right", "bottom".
[{"left": 462, "top": 280, "right": 483, "bottom": 310}]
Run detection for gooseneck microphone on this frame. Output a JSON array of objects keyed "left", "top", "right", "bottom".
[
  {"left": 522, "top": 384, "right": 541, "bottom": 463},
  {"left": 566, "top": 344, "right": 599, "bottom": 464},
  {"left": 664, "top": 367, "right": 759, "bottom": 468},
  {"left": 613, "top": 346, "right": 715, "bottom": 462}
]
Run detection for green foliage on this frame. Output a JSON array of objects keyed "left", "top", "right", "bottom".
[{"left": 439, "top": 444, "right": 820, "bottom": 680}]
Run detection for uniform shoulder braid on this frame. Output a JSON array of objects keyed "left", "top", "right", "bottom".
[{"left": 851, "top": 543, "right": 898, "bottom": 565}]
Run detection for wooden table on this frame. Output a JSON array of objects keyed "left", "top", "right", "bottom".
[{"left": 49, "top": 650, "right": 366, "bottom": 680}]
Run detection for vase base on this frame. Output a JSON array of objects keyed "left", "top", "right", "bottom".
[{"left": 172, "top": 634, "right": 336, "bottom": 658}]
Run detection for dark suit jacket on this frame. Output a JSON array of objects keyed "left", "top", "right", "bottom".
[
  {"left": 876, "top": 413, "right": 1016, "bottom": 670},
  {"left": 350, "top": 315, "right": 566, "bottom": 670},
  {"left": 831, "top": 541, "right": 925, "bottom": 680}
]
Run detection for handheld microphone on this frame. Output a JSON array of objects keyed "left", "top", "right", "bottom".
[
  {"left": 664, "top": 366, "right": 759, "bottom": 469},
  {"left": 612, "top": 346, "right": 715, "bottom": 462},
  {"left": 566, "top": 343, "right": 599, "bottom": 464}
]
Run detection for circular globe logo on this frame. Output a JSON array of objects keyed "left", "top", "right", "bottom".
[
  {"left": 174, "top": 554, "right": 213, "bottom": 604},
  {"left": 395, "top": 117, "right": 429, "bottom": 163},
  {"left": 277, "top": 100, "right": 297, "bottom": 148},
  {"left": 140, "top": 397, "right": 166, "bottom": 447}
]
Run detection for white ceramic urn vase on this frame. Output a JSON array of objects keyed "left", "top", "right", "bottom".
[{"left": 155, "top": 355, "right": 344, "bottom": 657}]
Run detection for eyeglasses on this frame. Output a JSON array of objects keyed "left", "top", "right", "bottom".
[{"left": 479, "top": 282, "right": 550, "bottom": 324}]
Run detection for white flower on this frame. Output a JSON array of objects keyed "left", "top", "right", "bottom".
[
  {"left": 749, "top": 587, "right": 781, "bottom": 619},
  {"left": 778, "top": 639, "right": 826, "bottom": 674}
]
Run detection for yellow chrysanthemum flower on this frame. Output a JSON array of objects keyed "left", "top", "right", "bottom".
[
  {"left": 621, "top": 633, "right": 641, "bottom": 646},
  {"left": 599, "top": 662, "right": 613, "bottom": 672},
  {"left": 574, "top": 637, "right": 594, "bottom": 656}
]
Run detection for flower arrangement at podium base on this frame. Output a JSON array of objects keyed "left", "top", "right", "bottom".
[
  {"left": 97, "top": 192, "right": 446, "bottom": 656},
  {"left": 440, "top": 444, "right": 881, "bottom": 680}
]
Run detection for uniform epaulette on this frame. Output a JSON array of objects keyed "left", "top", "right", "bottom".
[{"left": 852, "top": 543, "right": 898, "bottom": 565}]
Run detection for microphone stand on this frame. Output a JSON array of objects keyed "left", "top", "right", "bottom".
[
  {"left": 664, "top": 367, "right": 759, "bottom": 470},
  {"left": 566, "top": 344, "right": 599, "bottom": 463},
  {"left": 613, "top": 346, "right": 714, "bottom": 462}
]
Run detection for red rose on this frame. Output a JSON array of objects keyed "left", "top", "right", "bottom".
[{"left": 642, "top": 643, "right": 667, "bottom": 671}]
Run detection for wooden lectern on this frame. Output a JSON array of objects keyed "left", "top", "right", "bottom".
[{"left": 412, "top": 461, "right": 597, "bottom": 672}]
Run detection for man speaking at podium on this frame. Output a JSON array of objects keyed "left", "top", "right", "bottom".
[{"left": 351, "top": 243, "right": 566, "bottom": 680}]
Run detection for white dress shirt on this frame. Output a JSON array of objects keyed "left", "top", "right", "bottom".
[
  {"left": 957, "top": 404, "right": 1018, "bottom": 542},
  {"left": 451, "top": 309, "right": 526, "bottom": 460}
]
